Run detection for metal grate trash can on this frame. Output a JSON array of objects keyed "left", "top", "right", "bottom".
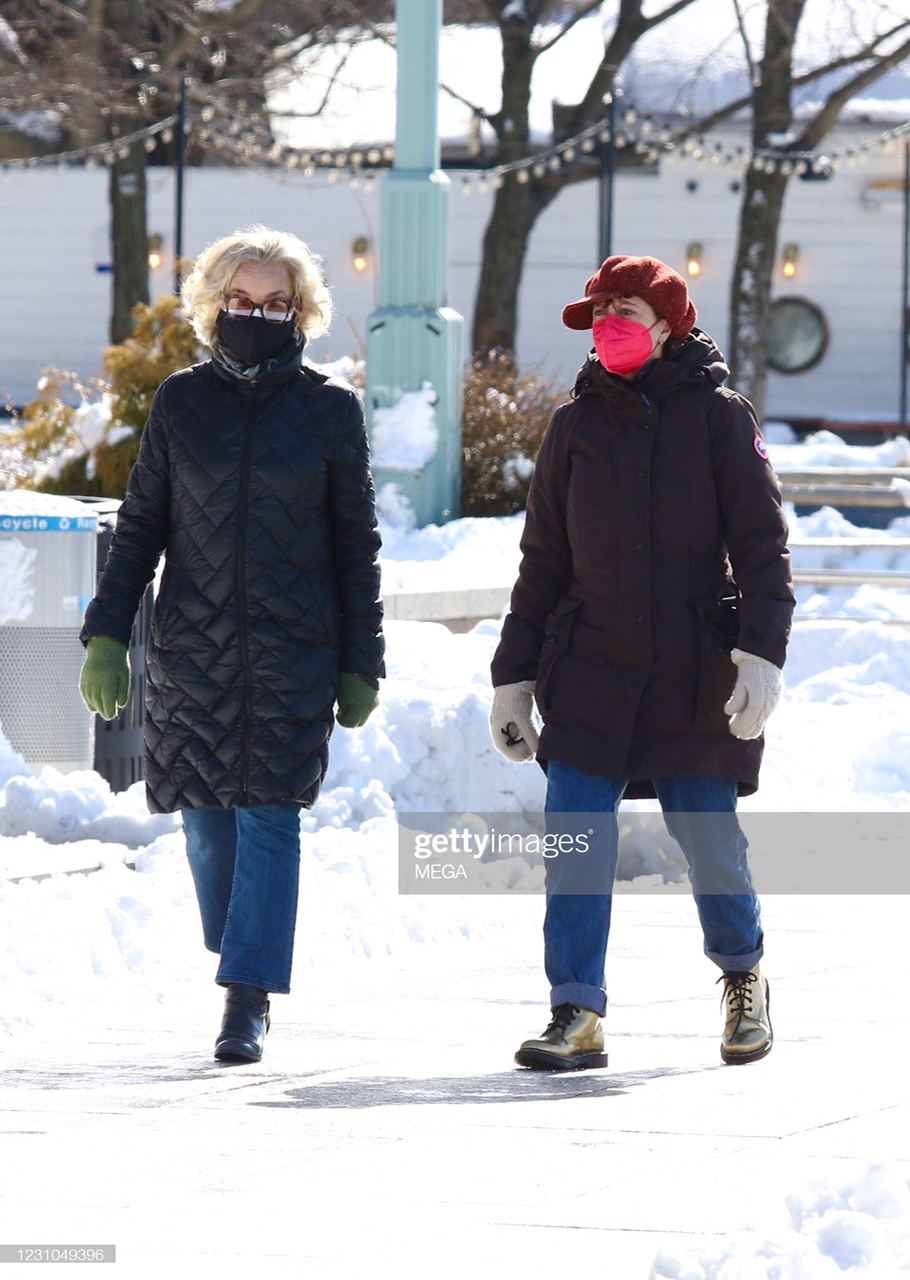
[
  {"left": 72, "top": 497, "right": 155, "bottom": 793},
  {"left": 0, "top": 491, "right": 98, "bottom": 773}
]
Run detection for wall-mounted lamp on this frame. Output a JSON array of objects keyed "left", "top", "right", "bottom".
[
  {"left": 147, "top": 232, "right": 164, "bottom": 271},
  {"left": 781, "top": 242, "right": 799, "bottom": 278},
  {"left": 685, "top": 241, "right": 703, "bottom": 277},
  {"left": 351, "top": 235, "right": 371, "bottom": 274}
]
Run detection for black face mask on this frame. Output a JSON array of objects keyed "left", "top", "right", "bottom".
[{"left": 216, "top": 311, "right": 297, "bottom": 368}]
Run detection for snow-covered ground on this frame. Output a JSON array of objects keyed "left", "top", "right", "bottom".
[{"left": 2, "top": 425, "right": 910, "bottom": 1276}]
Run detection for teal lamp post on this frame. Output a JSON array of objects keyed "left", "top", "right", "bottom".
[{"left": 365, "top": 0, "right": 464, "bottom": 527}]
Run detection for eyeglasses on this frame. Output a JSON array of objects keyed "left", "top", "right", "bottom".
[{"left": 222, "top": 293, "right": 297, "bottom": 323}]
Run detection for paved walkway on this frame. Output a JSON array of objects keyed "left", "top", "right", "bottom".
[{"left": 0, "top": 895, "right": 906, "bottom": 1279}]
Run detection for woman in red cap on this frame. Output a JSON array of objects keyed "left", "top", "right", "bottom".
[{"left": 490, "top": 255, "right": 794, "bottom": 1071}]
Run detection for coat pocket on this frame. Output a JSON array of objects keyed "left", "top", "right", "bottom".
[
  {"left": 691, "top": 590, "right": 739, "bottom": 734},
  {"left": 535, "top": 598, "right": 583, "bottom": 718}
]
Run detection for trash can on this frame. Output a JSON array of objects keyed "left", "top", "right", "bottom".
[
  {"left": 72, "top": 497, "right": 154, "bottom": 793},
  {"left": 0, "top": 491, "right": 98, "bottom": 773}
]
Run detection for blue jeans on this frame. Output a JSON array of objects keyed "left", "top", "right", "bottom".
[
  {"left": 181, "top": 803, "right": 302, "bottom": 994},
  {"left": 543, "top": 761, "right": 763, "bottom": 1016}
]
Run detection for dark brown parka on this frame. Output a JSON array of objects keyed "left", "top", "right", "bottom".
[{"left": 490, "top": 329, "right": 795, "bottom": 798}]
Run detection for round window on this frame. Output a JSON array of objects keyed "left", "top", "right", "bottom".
[{"left": 767, "top": 296, "right": 830, "bottom": 374}]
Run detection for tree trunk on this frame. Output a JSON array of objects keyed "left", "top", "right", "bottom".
[
  {"left": 109, "top": 138, "right": 150, "bottom": 343},
  {"left": 470, "top": 13, "right": 556, "bottom": 359},
  {"left": 472, "top": 181, "right": 555, "bottom": 356},
  {"left": 727, "top": 168, "right": 788, "bottom": 418},
  {"left": 106, "top": 0, "right": 150, "bottom": 343},
  {"left": 727, "top": 0, "right": 805, "bottom": 416},
  {"left": 469, "top": 1, "right": 652, "bottom": 360}
]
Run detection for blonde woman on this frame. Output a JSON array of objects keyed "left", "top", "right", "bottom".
[{"left": 78, "top": 226, "right": 385, "bottom": 1064}]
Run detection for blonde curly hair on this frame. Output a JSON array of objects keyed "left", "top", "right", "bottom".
[{"left": 180, "top": 224, "right": 333, "bottom": 347}]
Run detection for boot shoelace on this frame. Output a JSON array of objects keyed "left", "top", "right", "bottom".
[
  {"left": 545, "top": 1003, "right": 581, "bottom": 1037},
  {"left": 717, "top": 970, "right": 756, "bottom": 1016}
]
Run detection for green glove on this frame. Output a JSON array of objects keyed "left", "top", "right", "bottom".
[
  {"left": 336, "top": 672, "right": 379, "bottom": 728},
  {"left": 79, "top": 636, "right": 131, "bottom": 721}
]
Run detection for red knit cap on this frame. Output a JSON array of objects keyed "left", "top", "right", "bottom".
[{"left": 562, "top": 254, "right": 697, "bottom": 340}]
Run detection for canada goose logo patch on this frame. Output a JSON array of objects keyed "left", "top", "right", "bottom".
[{"left": 753, "top": 434, "right": 770, "bottom": 460}]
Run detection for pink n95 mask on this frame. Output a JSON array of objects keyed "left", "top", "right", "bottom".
[{"left": 593, "top": 313, "right": 662, "bottom": 376}]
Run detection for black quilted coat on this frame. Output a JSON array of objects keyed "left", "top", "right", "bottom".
[
  {"left": 80, "top": 354, "right": 385, "bottom": 814},
  {"left": 491, "top": 330, "right": 794, "bottom": 798}
]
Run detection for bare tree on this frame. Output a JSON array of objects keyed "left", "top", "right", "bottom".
[
  {"left": 466, "top": 0, "right": 910, "bottom": 400},
  {"left": 0, "top": 1, "right": 379, "bottom": 342},
  {"left": 728, "top": 3, "right": 910, "bottom": 415},
  {"left": 469, "top": 0, "right": 699, "bottom": 357}
]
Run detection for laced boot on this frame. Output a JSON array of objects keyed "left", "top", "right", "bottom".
[
  {"left": 214, "top": 983, "right": 270, "bottom": 1064},
  {"left": 718, "top": 965, "right": 772, "bottom": 1064},
  {"left": 514, "top": 1002, "right": 608, "bottom": 1071}
]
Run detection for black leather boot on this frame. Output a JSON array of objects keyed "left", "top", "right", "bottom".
[{"left": 214, "top": 983, "right": 270, "bottom": 1064}]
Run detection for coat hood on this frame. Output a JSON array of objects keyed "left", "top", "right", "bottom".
[{"left": 572, "top": 326, "right": 730, "bottom": 402}]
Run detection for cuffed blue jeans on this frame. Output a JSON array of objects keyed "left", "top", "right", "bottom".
[
  {"left": 181, "top": 803, "right": 302, "bottom": 994},
  {"left": 543, "top": 761, "right": 764, "bottom": 1016}
]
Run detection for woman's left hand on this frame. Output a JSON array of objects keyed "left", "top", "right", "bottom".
[
  {"left": 336, "top": 672, "right": 379, "bottom": 728},
  {"left": 724, "top": 648, "right": 782, "bottom": 740}
]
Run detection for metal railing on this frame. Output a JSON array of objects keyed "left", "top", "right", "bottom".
[{"left": 777, "top": 466, "right": 910, "bottom": 509}]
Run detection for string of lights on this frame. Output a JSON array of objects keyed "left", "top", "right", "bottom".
[
  {"left": 1, "top": 93, "right": 907, "bottom": 186},
  {"left": 189, "top": 85, "right": 910, "bottom": 184},
  {"left": 0, "top": 114, "right": 181, "bottom": 171},
  {"left": 200, "top": 109, "right": 910, "bottom": 194}
]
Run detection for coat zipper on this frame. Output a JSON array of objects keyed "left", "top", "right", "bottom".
[{"left": 237, "top": 401, "right": 256, "bottom": 804}]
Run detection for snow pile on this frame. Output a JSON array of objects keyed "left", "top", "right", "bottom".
[
  {"left": 790, "top": 506, "right": 910, "bottom": 625},
  {"left": 376, "top": 481, "right": 418, "bottom": 534},
  {"left": 0, "top": 769, "right": 177, "bottom": 849},
  {"left": 307, "top": 353, "right": 364, "bottom": 387},
  {"left": 651, "top": 1162, "right": 910, "bottom": 1278},
  {"left": 770, "top": 429, "right": 910, "bottom": 471},
  {"left": 35, "top": 394, "right": 115, "bottom": 484},
  {"left": 379, "top": 510, "right": 523, "bottom": 592},
  {"left": 371, "top": 383, "right": 439, "bottom": 471}
]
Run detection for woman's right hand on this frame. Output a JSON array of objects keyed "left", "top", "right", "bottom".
[
  {"left": 489, "top": 681, "right": 539, "bottom": 763},
  {"left": 79, "top": 636, "right": 131, "bottom": 721}
]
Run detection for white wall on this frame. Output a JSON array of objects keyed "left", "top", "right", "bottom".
[{"left": 0, "top": 127, "right": 906, "bottom": 423}]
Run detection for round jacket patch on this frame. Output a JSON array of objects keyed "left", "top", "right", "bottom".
[{"left": 753, "top": 434, "right": 770, "bottom": 460}]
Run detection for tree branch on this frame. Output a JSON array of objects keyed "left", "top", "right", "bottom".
[
  {"left": 532, "top": 1, "right": 601, "bottom": 56},
  {"left": 689, "top": 19, "right": 910, "bottom": 139},
  {"left": 261, "top": 47, "right": 354, "bottom": 119},
  {"left": 344, "top": 16, "right": 494, "bottom": 122},
  {"left": 797, "top": 30, "right": 910, "bottom": 150},
  {"left": 731, "top": 0, "right": 757, "bottom": 86},
  {"left": 642, "top": 0, "right": 700, "bottom": 32},
  {"left": 564, "top": 0, "right": 698, "bottom": 133}
]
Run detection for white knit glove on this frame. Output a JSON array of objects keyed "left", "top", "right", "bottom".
[
  {"left": 724, "top": 648, "right": 783, "bottom": 740},
  {"left": 490, "top": 680, "right": 539, "bottom": 763}
]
